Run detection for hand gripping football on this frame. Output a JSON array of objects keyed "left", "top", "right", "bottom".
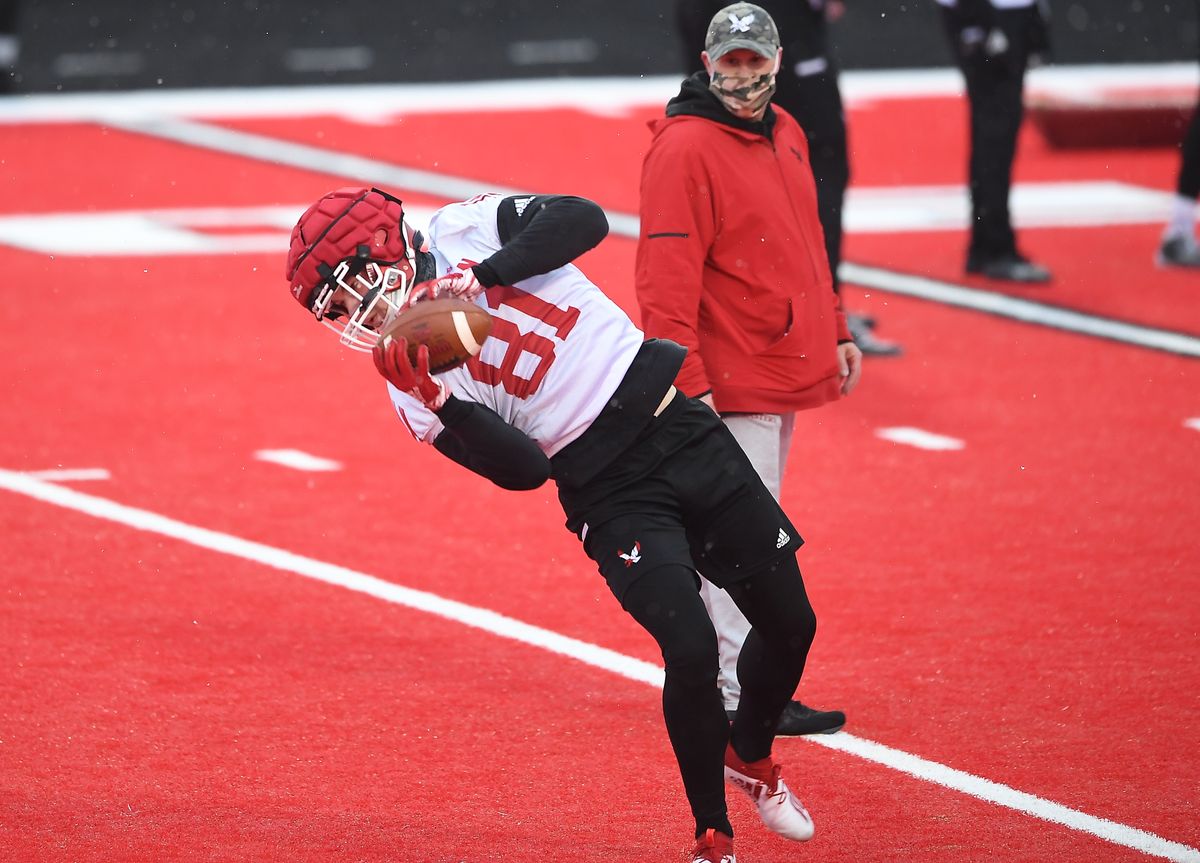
[{"left": 379, "top": 297, "right": 492, "bottom": 374}]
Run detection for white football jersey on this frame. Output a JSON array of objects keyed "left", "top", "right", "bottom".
[{"left": 386, "top": 194, "right": 644, "bottom": 457}]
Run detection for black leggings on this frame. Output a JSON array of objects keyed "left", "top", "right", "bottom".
[
  {"left": 620, "top": 555, "right": 817, "bottom": 836},
  {"left": 1178, "top": 100, "right": 1200, "bottom": 200}
]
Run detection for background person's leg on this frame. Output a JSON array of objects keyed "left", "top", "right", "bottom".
[{"left": 698, "top": 413, "right": 785, "bottom": 710}]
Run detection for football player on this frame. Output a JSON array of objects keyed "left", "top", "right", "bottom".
[{"left": 287, "top": 185, "right": 823, "bottom": 862}]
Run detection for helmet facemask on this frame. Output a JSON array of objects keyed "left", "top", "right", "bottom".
[
  {"left": 309, "top": 236, "right": 422, "bottom": 351},
  {"left": 286, "top": 186, "right": 435, "bottom": 352}
]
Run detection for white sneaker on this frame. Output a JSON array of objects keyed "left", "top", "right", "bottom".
[{"left": 724, "top": 745, "right": 814, "bottom": 841}]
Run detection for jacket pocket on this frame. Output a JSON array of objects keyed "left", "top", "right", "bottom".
[
  {"left": 716, "top": 293, "right": 800, "bottom": 355},
  {"left": 759, "top": 295, "right": 833, "bottom": 359}
]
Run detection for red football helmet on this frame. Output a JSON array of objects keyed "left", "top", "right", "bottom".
[{"left": 285, "top": 186, "right": 433, "bottom": 351}]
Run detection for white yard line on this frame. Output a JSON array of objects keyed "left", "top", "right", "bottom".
[
  {"left": 1, "top": 467, "right": 1197, "bottom": 863},
  {"left": 875, "top": 427, "right": 965, "bottom": 451},
  {"left": 254, "top": 449, "right": 343, "bottom": 472},
  {"left": 20, "top": 468, "right": 111, "bottom": 481}
]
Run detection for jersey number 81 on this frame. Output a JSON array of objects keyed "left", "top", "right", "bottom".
[{"left": 466, "top": 285, "right": 580, "bottom": 399}]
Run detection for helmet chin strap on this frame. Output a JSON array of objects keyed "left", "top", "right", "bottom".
[{"left": 414, "top": 244, "right": 437, "bottom": 283}]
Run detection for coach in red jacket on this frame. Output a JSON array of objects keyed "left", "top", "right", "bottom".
[{"left": 635, "top": 2, "right": 861, "bottom": 742}]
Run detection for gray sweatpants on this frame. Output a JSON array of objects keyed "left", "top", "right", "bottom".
[{"left": 700, "top": 411, "right": 796, "bottom": 710}]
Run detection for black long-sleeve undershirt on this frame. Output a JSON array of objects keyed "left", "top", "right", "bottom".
[
  {"left": 471, "top": 194, "right": 609, "bottom": 288},
  {"left": 432, "top": 396, "right": 551, "bottom": 490}
]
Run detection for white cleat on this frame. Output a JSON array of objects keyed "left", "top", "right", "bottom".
[{"left": 724, "top": 747, "right": 815, "bottom": 841}]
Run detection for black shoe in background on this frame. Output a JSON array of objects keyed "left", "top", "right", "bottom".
[
  {"left": 965, "top": 253, "right": 1051, "bottom": 284},
  {"left": 1157, "top": 234, "right": 1200, "bottom": 268},
  {"left": 776, "top": 701, "right": 846, "bottom": 736},
  {"left": 848, "top": 312, "right": 903, "bottom": 357},
  {"left": 726, "top": 701, "right": 847, "bottom": 736}
]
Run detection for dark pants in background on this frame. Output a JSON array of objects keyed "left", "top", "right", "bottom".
[
  {"left": 774, "top": 66, "right": 850, "bottom": 291},
  {"left": 1177, "top": 101, "right": 1200, "bottom": 199},
  {"left": 941, "top": 5, "right": 1045, "bottom": 263}
]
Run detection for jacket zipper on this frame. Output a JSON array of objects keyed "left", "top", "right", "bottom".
[{"left": 768, "top": 136, "right": 823, "bottom": 290}]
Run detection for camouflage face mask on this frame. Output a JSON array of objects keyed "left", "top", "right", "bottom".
[{"left": 708, "top": 70, "right": 777, "bottom": 117}]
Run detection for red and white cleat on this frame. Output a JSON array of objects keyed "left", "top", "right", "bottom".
[
  {"left": 691, "top": 828, "right": 736, "bottom": 863},
  {"left": 724, "top": 744, "right": 814, "bottom": 841}
]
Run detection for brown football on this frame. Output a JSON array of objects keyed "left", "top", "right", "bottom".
[{"left": 379, "top": 297, "right": 492, "bottom": 374}]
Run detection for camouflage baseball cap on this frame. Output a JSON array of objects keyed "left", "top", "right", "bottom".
[{"left": 704, "top": 2, "right": 781, "bottom": 62}]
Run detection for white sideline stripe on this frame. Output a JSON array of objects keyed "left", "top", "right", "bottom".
[
  {"left": 876, "top": 427, "right": 965, "bottom": 451},
  {"left": 1185, "top": 418, "right": 1200, "bottom": 432},
  {"left": 254, "top": 449, "right": 343, "bottom": 472},
  {"left": 806, "top": 734, "right": 1200, "bottom": 863},
  {"left": 21, "top": 468, "right": 111, "bottom": 481},
  {"left": 841, "top": 262, "right": 1200, "bottom": 359},
  {"left": 0, "top": 468, "right": 663, "bottom": 688},
  {"left": 1, "top": 467, "right": 1197, "bottom": 863}
]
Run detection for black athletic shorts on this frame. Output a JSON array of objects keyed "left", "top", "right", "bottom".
[{"left": 557, "top": 393, "right": 803, "bottom": 605}]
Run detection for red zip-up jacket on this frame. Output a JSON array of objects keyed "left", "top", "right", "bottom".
[{"left": 635, "top": 73, "right": 850, "bottom": 414}]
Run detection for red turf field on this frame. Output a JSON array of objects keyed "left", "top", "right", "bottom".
[{"left": 0, "top": 73, "right": 1197, "bottom": 862}]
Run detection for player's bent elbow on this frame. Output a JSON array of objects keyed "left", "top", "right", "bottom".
[
  {"left": 562, "top": 196, "right": 610, "bottom": 246},
  {"left": 492, "top": 461, "right": 551, "bottom": 491}
]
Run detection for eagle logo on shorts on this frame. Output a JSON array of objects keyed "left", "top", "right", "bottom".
[{"left": 618, "top": 541, "right": 642, "bottom": 567}]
